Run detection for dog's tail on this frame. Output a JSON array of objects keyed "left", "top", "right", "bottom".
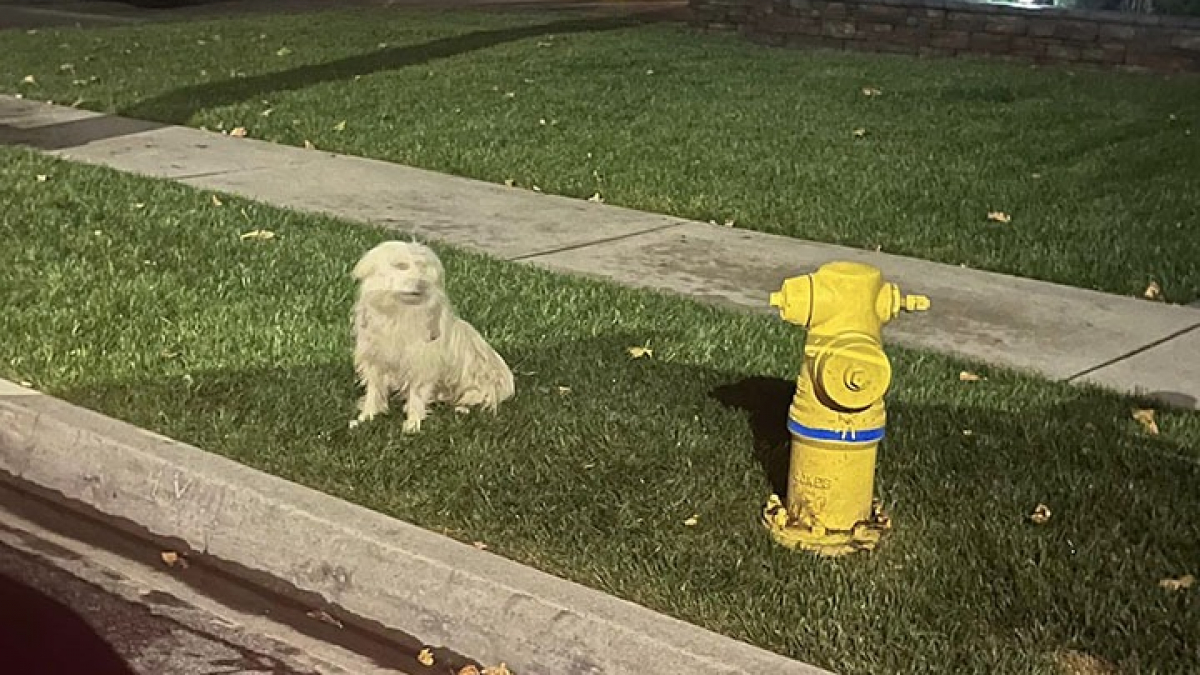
[{"left": 452, "top": 321, "right": 516, "bottom": 411}]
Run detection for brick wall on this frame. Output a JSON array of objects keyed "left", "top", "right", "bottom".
[{"left": 690, "top": 0, "right": 1200, "bottom": 72}]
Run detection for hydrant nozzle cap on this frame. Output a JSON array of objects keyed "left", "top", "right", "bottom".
[
  {"left": 903, "top": 294, "right": 931, "bottom": 312},
  {"left": 769, "top": 291, "right": 783, "bottom": 309}
]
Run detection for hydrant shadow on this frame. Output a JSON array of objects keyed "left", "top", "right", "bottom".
[{"left": 710, "top": 376, "right": 795, "bottom": 498}]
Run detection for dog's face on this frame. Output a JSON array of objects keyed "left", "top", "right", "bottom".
[{"left": 352, "top": 241, "right": 445, "bottom": 306}]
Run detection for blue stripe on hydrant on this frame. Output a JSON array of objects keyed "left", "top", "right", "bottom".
[{"left": 787, "top": 419, "right": 886, "bottom": 443}]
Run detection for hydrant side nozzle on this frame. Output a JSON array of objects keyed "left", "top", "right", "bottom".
[
  {"left": 769, "top": 291, "right": 784, "bottom": 309},
  {"left": 903, "top": 294, "right": 931, "bottom": 312}
]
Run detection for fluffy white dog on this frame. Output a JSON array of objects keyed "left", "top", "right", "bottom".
[{"left": 350, "top": 240, "right": 515, "bottom": 433}]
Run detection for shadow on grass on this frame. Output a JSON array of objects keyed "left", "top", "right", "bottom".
[
  {"left": 120, "top": 10, "right": 676, "bottom": 124},
  {"left": 54, "top": 340, "right": 1200, "bottom": 671}
]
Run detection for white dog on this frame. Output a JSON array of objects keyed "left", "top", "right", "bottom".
[{"left": 350, "top": 241, "right": 515, "bottom": 433}]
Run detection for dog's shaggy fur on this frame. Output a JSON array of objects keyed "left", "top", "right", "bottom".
[{"left": 350, "top": 241, "right": 515, "bottom": 432}]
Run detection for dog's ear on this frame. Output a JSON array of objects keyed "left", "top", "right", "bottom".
[{"left": 351, "top": 253, "right": 377, "bottom": 281}]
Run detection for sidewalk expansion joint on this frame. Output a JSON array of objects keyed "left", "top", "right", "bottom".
[
  {"left": 1064, "top": 321, "right": 1200, "bottom": 383},
  {"left": 507, "top": 221, "right": 684, "bottom": 262}
]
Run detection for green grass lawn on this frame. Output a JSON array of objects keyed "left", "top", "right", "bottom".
[
  {"left": 2, "top": 8, "right": 1199, "bottom": 303},
  {"left": 2, "top": 146, "right": 1199, "bottom": 674}
]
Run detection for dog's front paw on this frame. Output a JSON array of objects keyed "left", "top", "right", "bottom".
[{"left": 402, "top": 417, "right": 422, "bottom": 434}]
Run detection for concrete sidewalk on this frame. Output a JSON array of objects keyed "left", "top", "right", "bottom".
[{"left": 2, "top": 94, "right": 1198, "bottom": 410}]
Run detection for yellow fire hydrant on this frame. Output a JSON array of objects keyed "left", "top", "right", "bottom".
[{"left": 763, "top": 261, "right": 929, "bottom": 556}]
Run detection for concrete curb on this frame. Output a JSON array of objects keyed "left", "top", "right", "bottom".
[{"left": 0, "top": 378, "right": 833, "bottom": 675}]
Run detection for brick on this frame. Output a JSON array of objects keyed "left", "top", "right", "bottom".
[
  {"left": 1171, "top": 31, "right": 1200, "bottom": 51},
  {"left": 755, "top": 14, "right": 824, "bottom": 33},
  {"left": 784, "top": 33, "right": 848, "bottom": 50},
  {"left": 1079, "top": 45, "right": 1125, "bottom": 64},
  {"left": 1010, "top": 36, "right": 1045, "bottom": 57},
  {"left": 862, "top": 21, "right": 895, "bottom": 34},
  {"left": 970, "top": 31, "right": 1013, "bottom": 54},
  {"left": 918, "top": 45, "right": 957, "bottom": 57},
  {"left": 823, "top": 20, "right": 858, "bottom": 38},
  {"left": 1028, "top": 19, "right": 1057, "bottom": 38},
  {"left": 984, "top": 16, "right": 1028, "bottom": 35},
  {"left": 1124, "top": 52, "right": 1193, "bottom": 71},
  {"left": 824, "top": 2, "right": 849, "bottom": 19},
  {"left": 929, "top": 29, "right": 970, "bottom": 49},
  {"left": 1095, "top": 23, "right": 1138, "bottom": 41},
  {"left": 857, "top": 3, "right": 909, "bottom": 21},
  {"left": 1053, "top": 20, "right": 1099, "bottom": 42},
  {"left": 1044, "top": 42, "right": 1082, "bottom": 60},
  {"left": 789, "top": 0, "right": 815, "bottom": 10},
  {"left": 946, "top": 11, "right": 988, "bottom": 32}
]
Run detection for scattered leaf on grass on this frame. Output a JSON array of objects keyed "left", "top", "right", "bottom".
[
  {"left": 958, "top": 370, "right": 983, "bottom": 382},
  {"left": 276, "top": 46, "right": 292, "bottom": 57},
  {"left": 333, "top": 120, "right": 347, "bottom": 132},
  {"left": 228, "top": 126, "right": 248, "bottom": 138},
  {"left": 1159, "top": 574, "right": 1195, "bottom": 591},
  {"left": 482, "top": 665, "right": 513, "bottom": 675},
  {"left": 18, "top": 380, "right": 33, "bottom": 388},
  {"left": 627, "top": 343, "right": 653, "bottom": 359},
  {"left": 160, "top": 550, "right": 189, "bottom": 568},
  {"left": 306, "top": 609, "right": 344, "bottom": 628},
  {"left": 1055, "top": 649, "right": 1120, "bottom": 675},
  {"left": 260, "top": 108, "right": 273, "bottom": 117},
  {"left": 240, "top": 229, "right": 276, "bottom": 241},
  {"left": 987, "top": 211, "right": 1012, "bottom": 224},
  {"left": 556, "top": 386, "right": 571, "bottom": 396},
  {"left": 210, "top": 194, "right": 223, "bottom": 207},
  {"left": 1133, "top": 408, "right": 1159, "bottom": 435},
  {"left": 303, "top": 140, "right": 316, "bottom": 150},
  {"left": 1143, "top": 281, "right": 1162, "bottom": 300},
  {"left": 504, "top": 178, "right": 516, "bottom": 187},
  {"left": 472, "top": 541, "right": 488, "bottom": 550},
  {"left": 588, "top": 192, "right": 604, "bottom": 203},
  {"left": 21, "top": 75, "right": 36, "bottom": 85},
  {"left": 417, "top": 648, "right": 435, "bottom": 667},
  {"left": 531, "top": 185, "right": 542, "bottom": 193},
  {"left": 35, "top": 174, "right": 48, "bottom": 182},
  {"left": 852, "top": 128, "right": 867, "bottom": 138},
  {"left": 683, "top": 514, "right": 699, "bottom": 527},
  {"left": 861, "top": 86, "right": 882, "bottom": 96},
  {"left": 1029, "top": 503, "right": 1052, "bottom": 524},
  {"left": 962, "top": 429, "right": 974, "bottom": 436}
]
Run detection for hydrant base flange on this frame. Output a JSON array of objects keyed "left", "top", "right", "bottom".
[{"left": 762, "top": 494, "right": 890, "bottom": 557}]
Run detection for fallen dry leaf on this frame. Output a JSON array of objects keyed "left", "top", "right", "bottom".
[
  {"left": 958, "top": 370, "right": 983, "bottom": 382},
  {"left": 531, "top": 185, "right": 542, "bottom": 193},
  {"left": 21, "top": 74, "right": 36, "bottom": 85},
  {"left": 333, "top": 120, "right": 347, "bottom": 132},
  {"left": 962, "top": 429, "right": 974, "bottom": 436},
  {"left": 1029, "top": 503, "right": 1052, "bottom": 525},
  {"left": 987, "top": 211, "right": 1012, "bottom": 224},
  {"left": 35, "top": 174, "right": 48, "bottom": 183},
  {"left": 1055, "top": 649, "right": 1120, "bottom": 675},
  {"left": 1132, "top": 408, "right": 1159, "bottom": 435},
  {"left": 160, "top": 550, "right": 189, "bottom": 569},
  {"left": 472, "top": 541, "right": 488, "bottom": 551},
  {"left": 260, "top": 108, "right": 273, "bottom": 117},
  {"left": 627, "top": 343, "right": 653, "bottom": 359},
  {"left": 303, "top": 139, "right": 316, "bottom": 150},
  {"left": 18, "top": 380, "right": 33, "bottom": 388},
  {"left": 587, "top": 192, "right": 604, "bottom": 203},
  {"left": 306, "top": 609, "right": 344, "bottom": 628},
  {"left": 210, "top": 194, "right": 223, "bottom": 207},
  {"left": 228, "top": 126, "right": 248, "bottom": 138},
  {"left": 861, "top": 86, "right": 882, "bottom": 96},
  {"left": 503, "top": 178, "right": 516, "bottom": 187},
  {"left": 239, "top": 229, "right": 276, "bottom": 241},
  {"left": 482, "top": 665, "right": 513, "bottom": 675},
  {"left": 556, "top": 386, "right": 571, "bottom": 396},
  {"left": 1159, "top": 574, "right": 1195, "bottom": 591},
  {"left": 1143, "top": 280, "right": 1162, "bottom": 300},
  {"left": 852, "top": 128, "right": 867, "bottom": 138},
  {"left": 683, "top": 514, "right": 699, "bottom": 527},
  {"left": 276, "top": 46, "right": 292, "bottom": 57},
  {"left": 417, "top": 648, "right": 435, "bottom": 667}
]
